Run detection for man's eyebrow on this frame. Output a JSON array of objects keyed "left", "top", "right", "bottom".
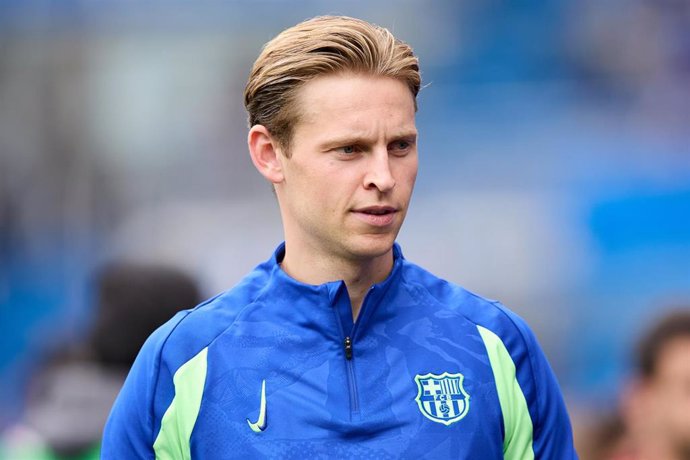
[
  {"left": 392, "top": 131, "right": 418, "bottom": 140},
  {"left": 317, "top": 134, "right": 370, "bottom": 149},
  {"left": 319, "top": 130, "right": 418, "bottom": 148}
]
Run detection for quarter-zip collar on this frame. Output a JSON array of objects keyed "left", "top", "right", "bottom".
[{"left": 264, "top": 242, "right": 405, "bottom": 334}]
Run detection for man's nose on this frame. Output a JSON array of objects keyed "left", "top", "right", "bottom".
[{"left": 363, "top": 149, "right": 396, "bottom": 192}]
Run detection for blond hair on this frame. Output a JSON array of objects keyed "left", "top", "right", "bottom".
[{"left": 244, "top": 16, "right": 420, "bottom": 151}]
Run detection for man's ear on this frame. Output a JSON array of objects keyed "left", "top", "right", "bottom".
[{"left": 248, "top": 125, "right": 285, "bottom": 184}]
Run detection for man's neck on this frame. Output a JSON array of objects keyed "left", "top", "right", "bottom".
[{"left": 279, "top": 243, "right": 394, "bottom": 320}]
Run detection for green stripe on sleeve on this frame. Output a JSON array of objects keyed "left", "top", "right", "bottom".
[
  {"left": 477, "top": 325, "right": 534, "bottom": 460},
  {"left": 153, "top": 347, "right": 209, "bottom": 460}
]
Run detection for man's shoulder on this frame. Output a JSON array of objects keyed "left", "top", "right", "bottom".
[
  {"left": 141, "top": 262, "right": 273, "bottom": 372},
  {"left": 400, "top": 259, "right": 534, "bottom": 346}
]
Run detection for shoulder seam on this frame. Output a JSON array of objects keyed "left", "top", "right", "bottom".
[
  {"left": 157, "top": 271, "right": 277, "bottom": 366},
  {"left": 486, "top": 300, "right": 542, "bottom": 434},
  {"left": 204, "top": 271, "right": 279, "bottom": 348},
  {"left": 149, "top": 309, "right": 191, "bottom": 444}
]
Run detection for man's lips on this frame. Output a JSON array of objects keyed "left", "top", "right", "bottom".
[
  {"left": 353, "top": 205, "right": 397, "bottom": 215},
  {"left": 351, "top": 206, "right": 399, "bottom": 226}
]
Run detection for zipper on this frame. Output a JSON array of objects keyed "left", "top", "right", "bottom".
[
  {"left": 333, "top": 305, "right": 360, "bottom": 416},
  {"left": 343, "top": 335, "right": 359, "bottom": 414},
  {"left": 344, "top": 336, "right": 353, "bottom": 360},
  {"left": 333, "top": 283, "right": 380, "bottom": 417}
]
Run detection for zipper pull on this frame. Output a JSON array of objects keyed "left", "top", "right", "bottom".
[{"left": 344, "top": 336, "right": 353, "bottom": 360}]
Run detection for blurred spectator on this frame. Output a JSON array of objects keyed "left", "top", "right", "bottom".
[
  {"left": 0, "top": 263, "right": 200, "bottom": 460},
  {"left": 579, "top": 309, "right": 690, "bottom": 460},
  {"left": 576, "top": 411, "right": 632, "bottom": 460},
  {"left": 620, "top": 309, "right": 690, "bottom": 460}
]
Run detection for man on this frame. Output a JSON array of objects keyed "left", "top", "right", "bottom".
[
  {"left": 1, "top": 262, "right": 200, "bottom": 460},
  {"left": 618, "top": 309, "right": 690, "bottom": 460},
  {"left": 102, "top": 16, "right": 577, "bottom": 458}
]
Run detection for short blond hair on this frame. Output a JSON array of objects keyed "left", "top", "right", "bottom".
[{"left": 244, "top": 15, "right": 421, "bottom": 151}]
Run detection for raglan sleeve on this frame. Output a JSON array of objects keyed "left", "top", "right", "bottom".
[
  {"left": 101, "top": 312, "right": 187, "bottom": 459},
  {"left": 506, "top": 308, "right": 578, "bottom": 459}
]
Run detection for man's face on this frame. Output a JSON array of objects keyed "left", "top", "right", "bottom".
[
  {"left": 274, "top": 73, "right": 418, "bottom": 262},
  {"left": 644, "top": 337, "right": 690, "bottom": 456}
]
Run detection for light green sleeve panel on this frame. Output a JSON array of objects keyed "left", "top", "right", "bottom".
[
  {"left": 153, "top": 347, "right": 209, "bottom": 460},
  {"left": 476, "top": 325, "right": 534, "bottom": 460}
]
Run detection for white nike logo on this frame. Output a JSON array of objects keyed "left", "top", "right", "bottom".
[{"left": 246, "top": 379, "right": 267, "bottom": 432}]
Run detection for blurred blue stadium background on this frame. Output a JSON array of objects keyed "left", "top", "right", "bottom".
[{"left": 1, "top": 0, "right": 688, "bottom": 431}]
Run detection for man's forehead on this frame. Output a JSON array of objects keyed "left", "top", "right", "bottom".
[{"left": 292, "top": 74, "right": 416, "bottom": 133}]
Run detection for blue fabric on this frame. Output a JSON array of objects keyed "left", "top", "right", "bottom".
[{"left": 102, "top": 243, "right": 577, "bottom": 459}]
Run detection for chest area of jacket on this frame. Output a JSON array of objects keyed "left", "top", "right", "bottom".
[{"left": 188, "top": 321, "right": 504, "bottom": 457}]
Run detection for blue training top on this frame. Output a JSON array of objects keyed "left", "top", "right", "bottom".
[{"left": 102, "top": 243, "right": 578, "bottom": 459}]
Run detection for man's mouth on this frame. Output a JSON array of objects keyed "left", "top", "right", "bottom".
[
  {"left": 352, "top": 206, "right": 398, "bottom": 226},
  {"left": 355, "top": 205, "right": 397, "bottom": 214},
  {"left": 360, "top": 207, "right": 395, "bottom": 215}
]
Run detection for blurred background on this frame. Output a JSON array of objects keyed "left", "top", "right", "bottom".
[{"left": 0, "top": 0, "right": 688, "bottom": 451}]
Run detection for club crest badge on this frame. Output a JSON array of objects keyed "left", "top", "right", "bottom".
[{"left": 414, "top": 372, "right": 470, "bottom": 425}]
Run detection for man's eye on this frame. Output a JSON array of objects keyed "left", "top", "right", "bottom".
[
  {"left": 390, "top": 140, "right": 412, "bottom": 154},
  {"left": 337, "top": 145, "right": 358, "bottom": 155}
]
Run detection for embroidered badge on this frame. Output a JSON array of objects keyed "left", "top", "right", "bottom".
[{"left": 414, "top": 372, "right": 470, "bottom": 425}]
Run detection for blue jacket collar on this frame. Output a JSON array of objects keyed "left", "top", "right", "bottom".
[
  {"left": 262, "top": 242, "right": 405, "bottom": 331},
  {"left": 268, "top": 241, "right": 404, "bottom": 290}
]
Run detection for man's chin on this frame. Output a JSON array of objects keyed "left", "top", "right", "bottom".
[{"left": 345, "top": 235, "right": 397, "bottom": 260}]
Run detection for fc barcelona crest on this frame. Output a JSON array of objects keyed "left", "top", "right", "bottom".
[{"left": 414, "top": 372, "right": 470, "bottom": 425}]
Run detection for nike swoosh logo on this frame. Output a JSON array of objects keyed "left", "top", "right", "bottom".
[{"left": 247, "top": 379, "right": 267, "bottom": 432}]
